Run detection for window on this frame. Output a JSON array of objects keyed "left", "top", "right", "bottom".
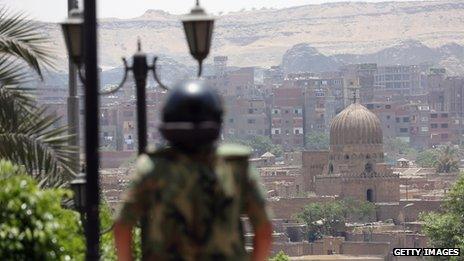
[
  {"left": 385, "top": 105, "right": 391, "bottom": 109},
  {"left": 441, "top": 113, "right": 448, "bottom": 118},
  {"left": 421, "top": 116, "right": 428, "bottom": 122},
  {"left": 431, "top": 114, "right": 438, "bottom": 118},
  {"left": 421, "top": 127, "right": 429, "bottom": 132},
  {"left": 248, "top": 109, "right": 253, "bottom": 114},
  {"left": 396, "top": 117, "right": 400, "bottom": 123},
  {"left": 294, "top": 127, "right": 303, "bottom": 134},
  {"left": 386, "top": 115, "right": 391, "bottom": 120},
  {"left": 247, "top": 119, "right": 256, "bottom": 124},
  {"left": 285, "top": 110, "right": 289, "bottom": 114},
  {"left": 272, "top": 109, "right": 280, "bottom": 114},
  {"left": 441, "top": 123, "right": 448, "bottom": 128},
  {"left": 400, "top": 128, "right": 408, "bottom": 133},
  {"left": 272, "top": 128, "right": 281, "bottom": 135},
  {"left": 229, "top": 118, "right": 234, "bottom": 123},
  {"left": 403, "top": 117, "right": 410, "bottom": 123},
  {"left": 431, "top": 124, "right": 438, "bottom": 129}
]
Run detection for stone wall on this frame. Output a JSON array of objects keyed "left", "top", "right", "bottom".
[
  {"left": 341, "top": 241, "right": 390, "bottom": 256},
  {"left": 268, "top": 197, "right": 336, "bottom": 219},
  {"left": 302, "top": 151, "right": 329, "bottom": 192},
  {"left": 101, "top": 151, "right": 135, "bottom": 168},
  {"left": 400, "top": 200, "right": 443, "bottom": 222}
]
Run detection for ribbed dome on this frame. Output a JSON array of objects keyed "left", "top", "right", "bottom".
[{"left": 330, "top": 103, "right": 383, "bottom": 145}]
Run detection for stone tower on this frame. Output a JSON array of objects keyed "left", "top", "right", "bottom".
[{"left": 314, "top": 102, "right": 400, "bottom": 203}]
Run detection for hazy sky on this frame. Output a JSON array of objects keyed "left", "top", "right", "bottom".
[{"left": 1, "top": 0, "right": 422, "bottom": 22}]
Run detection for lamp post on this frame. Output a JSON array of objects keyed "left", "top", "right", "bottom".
[
  {"left": 67, "top": 0, "right": 79, "bottom": 173},
  {"left": 402, "top": 203, "right": 414, "bottom": 247},
  {"left": 61, "top": 0, "right": 101, "bottom": 259},
  {"left": 182, "top": 0, "right": 214, "bottom": 77},
  {"left": 61, "top": 0, "right": 215, "bottom": 259},
  {"left": 70, "top": 168, "right": 86, "bottom": 220}
]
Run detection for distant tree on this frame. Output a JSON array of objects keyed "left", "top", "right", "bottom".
[
  {"left": 305, "top": 132, "right": 329, "bottom": 150},
  {"left": 416, "top": 146, "right": 459, "bottom": 173},
  {"left": 384, "top": 137, "right": 417, "bottom": 163},
  {"left": 296, "top": 198, "right": 375, "bottom": 238},
  {"left": 420, "top": 174, "right": 464, "bottom": 259},
  {"left": 270, "top": 250, "right": 290, "bottom": 261},
  {"left": 224, "top": 135, "right": 283, "bottom": 157},
  {"left": 435, "top": 145, "right": 460, "bottom": 173},
  {"left": 416, "top": 149, "right": 439, "bottom": 168}
]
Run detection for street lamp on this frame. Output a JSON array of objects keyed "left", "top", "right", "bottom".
[
  {"left": 61, "top": 0, "right": 215, "bottom": 258},
  {"left": 182, "top": 0, "right": 214, "bottom": 76},
  {"left": 70, "top": 169, "right": 86, "bottom": 218},
  {"left": 60, "top": 9, "right": 83, "bottom": 67}
]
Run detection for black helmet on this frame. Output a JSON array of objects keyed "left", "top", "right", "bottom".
[{"left": 159, "top": 79, "right": 223, "bottom": 150}]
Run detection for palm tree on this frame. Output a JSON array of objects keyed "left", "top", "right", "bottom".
[
  {"left": 435, "top": 145, "right": 460, "bottom": 174},
  {"left": 0, "top": 8, "right": 76, "bottom": 187}
]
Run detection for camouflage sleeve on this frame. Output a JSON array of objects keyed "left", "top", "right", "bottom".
[
  {"left": 115, "top": 154, "right": 156, "bottom": 226},
  {"left": 243, "top": 164, "right": 271, "bottom": 229}
]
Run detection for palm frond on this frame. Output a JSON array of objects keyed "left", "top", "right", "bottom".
[
  {"left": 0, "top": 8, "right": 54, "bottom": 78},
  {"left": 0, "top": 93, "right": 77, "bottom": 188}
]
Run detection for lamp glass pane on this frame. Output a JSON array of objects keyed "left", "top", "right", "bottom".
[
  {"left": 183, "top": 20, "right": 214, "bottom": 61},
  {"left": 61, "top": 23, "right": 82, "bottom": 64},
  {"left": 79, "top": 184, "right": 86, "bottom": 208},
  {"left": 183, "top": 21, "right": 197, "bottom": 56}
]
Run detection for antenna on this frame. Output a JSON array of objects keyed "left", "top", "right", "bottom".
[{"left": 137, "top": 38, "right": 142, "bottom": 52}]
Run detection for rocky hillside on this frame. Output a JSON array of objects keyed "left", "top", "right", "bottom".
[
  {"left": 282, "top": 40, "right": 464, "bottom": 75},
  {"left": 40, "top": 0, "right": 464, "bottom": 72}
]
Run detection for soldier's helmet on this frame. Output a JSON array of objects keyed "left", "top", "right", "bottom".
[{"left": 159, "top": 79, "right": 223, "bottom": 150}]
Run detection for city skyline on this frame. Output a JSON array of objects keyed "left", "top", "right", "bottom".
[{"left": 1, "top": 0, "right": 425, "bottom": 22}]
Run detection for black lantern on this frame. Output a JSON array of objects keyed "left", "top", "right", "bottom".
[
  {"left": 182, "top": 0, "right": 214, "bottom": 76},
  {"left": 70, "top": 170, "right": 86, "bottom": 215},
  {"left": 61, "top": 9, "right": 84, "bottom": 66}
]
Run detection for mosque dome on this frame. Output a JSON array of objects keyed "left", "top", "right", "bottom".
[{"left": 330, "top": 103, "right": 383, "bottom": 146}]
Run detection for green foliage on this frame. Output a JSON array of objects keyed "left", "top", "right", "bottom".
[
  {"left": 416, "top": 146, "right": 459, "bottom": 173},
  {"left": 270, "top": 250, "right": 290, "bottom": 261},
  {"left": 416, "top": 149, "right": 439, "bottom": 168},
  {"left": 100, "top": 203, "right": 142, "bottom": 260},
  {"left": 420, "top": 174, "right": 464, "bottom": 260},
  {"left": 305, "top": 132, "right": 329, "bottom": 150},
  {"left": 0, "top": 160, "right": 84, "bottom": 260},
  {"left": 0, "top": 8, "right": 75, "bottom": 187},
  {"left": 435, "top": 146, "right": 460, "bottom": 173},
  {"left": 296, "top": 198, "right": 376, "bottom": 238},
  {"left": 384, "top": 137, "right": 417, "bottom": 164},
  {"left": 225, "top": 135, "right": 283, "bottom": 157}
]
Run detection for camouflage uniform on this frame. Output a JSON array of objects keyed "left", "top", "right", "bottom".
[{"left": 115, "top": 143, "right": 270, "bottom": 260}]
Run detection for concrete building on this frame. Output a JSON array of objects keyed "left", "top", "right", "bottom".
[
  {"left": 270, "top": 87, "right": 305, "bottom": 150},
  {"left": 374, "top": 65, "right": 425, "bottom": 96},
  {"left": 223, "top": 97, "right": 269, "bottom": 140}
]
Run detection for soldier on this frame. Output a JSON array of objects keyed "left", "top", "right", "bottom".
[{"left": 113, "top": 79, "right": 272, "bottom": 261}]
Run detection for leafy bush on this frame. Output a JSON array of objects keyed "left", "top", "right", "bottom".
[
  {"left": 420, "top": 174, "right": 464, "bottom": 260},
  {"left": 305, "top": 132, "right": 329, "bottom": 150},
  {"left": 296, "top": 198, "right": 376, "bottom": 238},
  {"left": 0, "top": 160, "right": 84, "bottom": 259},
  {"left": 270, "top": 250, "right": 290, "bottom": 261}
]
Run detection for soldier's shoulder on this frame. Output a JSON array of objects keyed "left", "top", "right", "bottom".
[
  {"left": 135, "top": 147, "right": 175, "bottom": 175},
  {"left": 145, "top": 146, "right": 177, "bottom": 159},
  {"left": 217, "top": 143, "right": 252, "bottom": 160}
]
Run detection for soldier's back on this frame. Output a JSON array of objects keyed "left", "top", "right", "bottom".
[{"left": 123, "top": 143, "right": 257, "bottom": 260}]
